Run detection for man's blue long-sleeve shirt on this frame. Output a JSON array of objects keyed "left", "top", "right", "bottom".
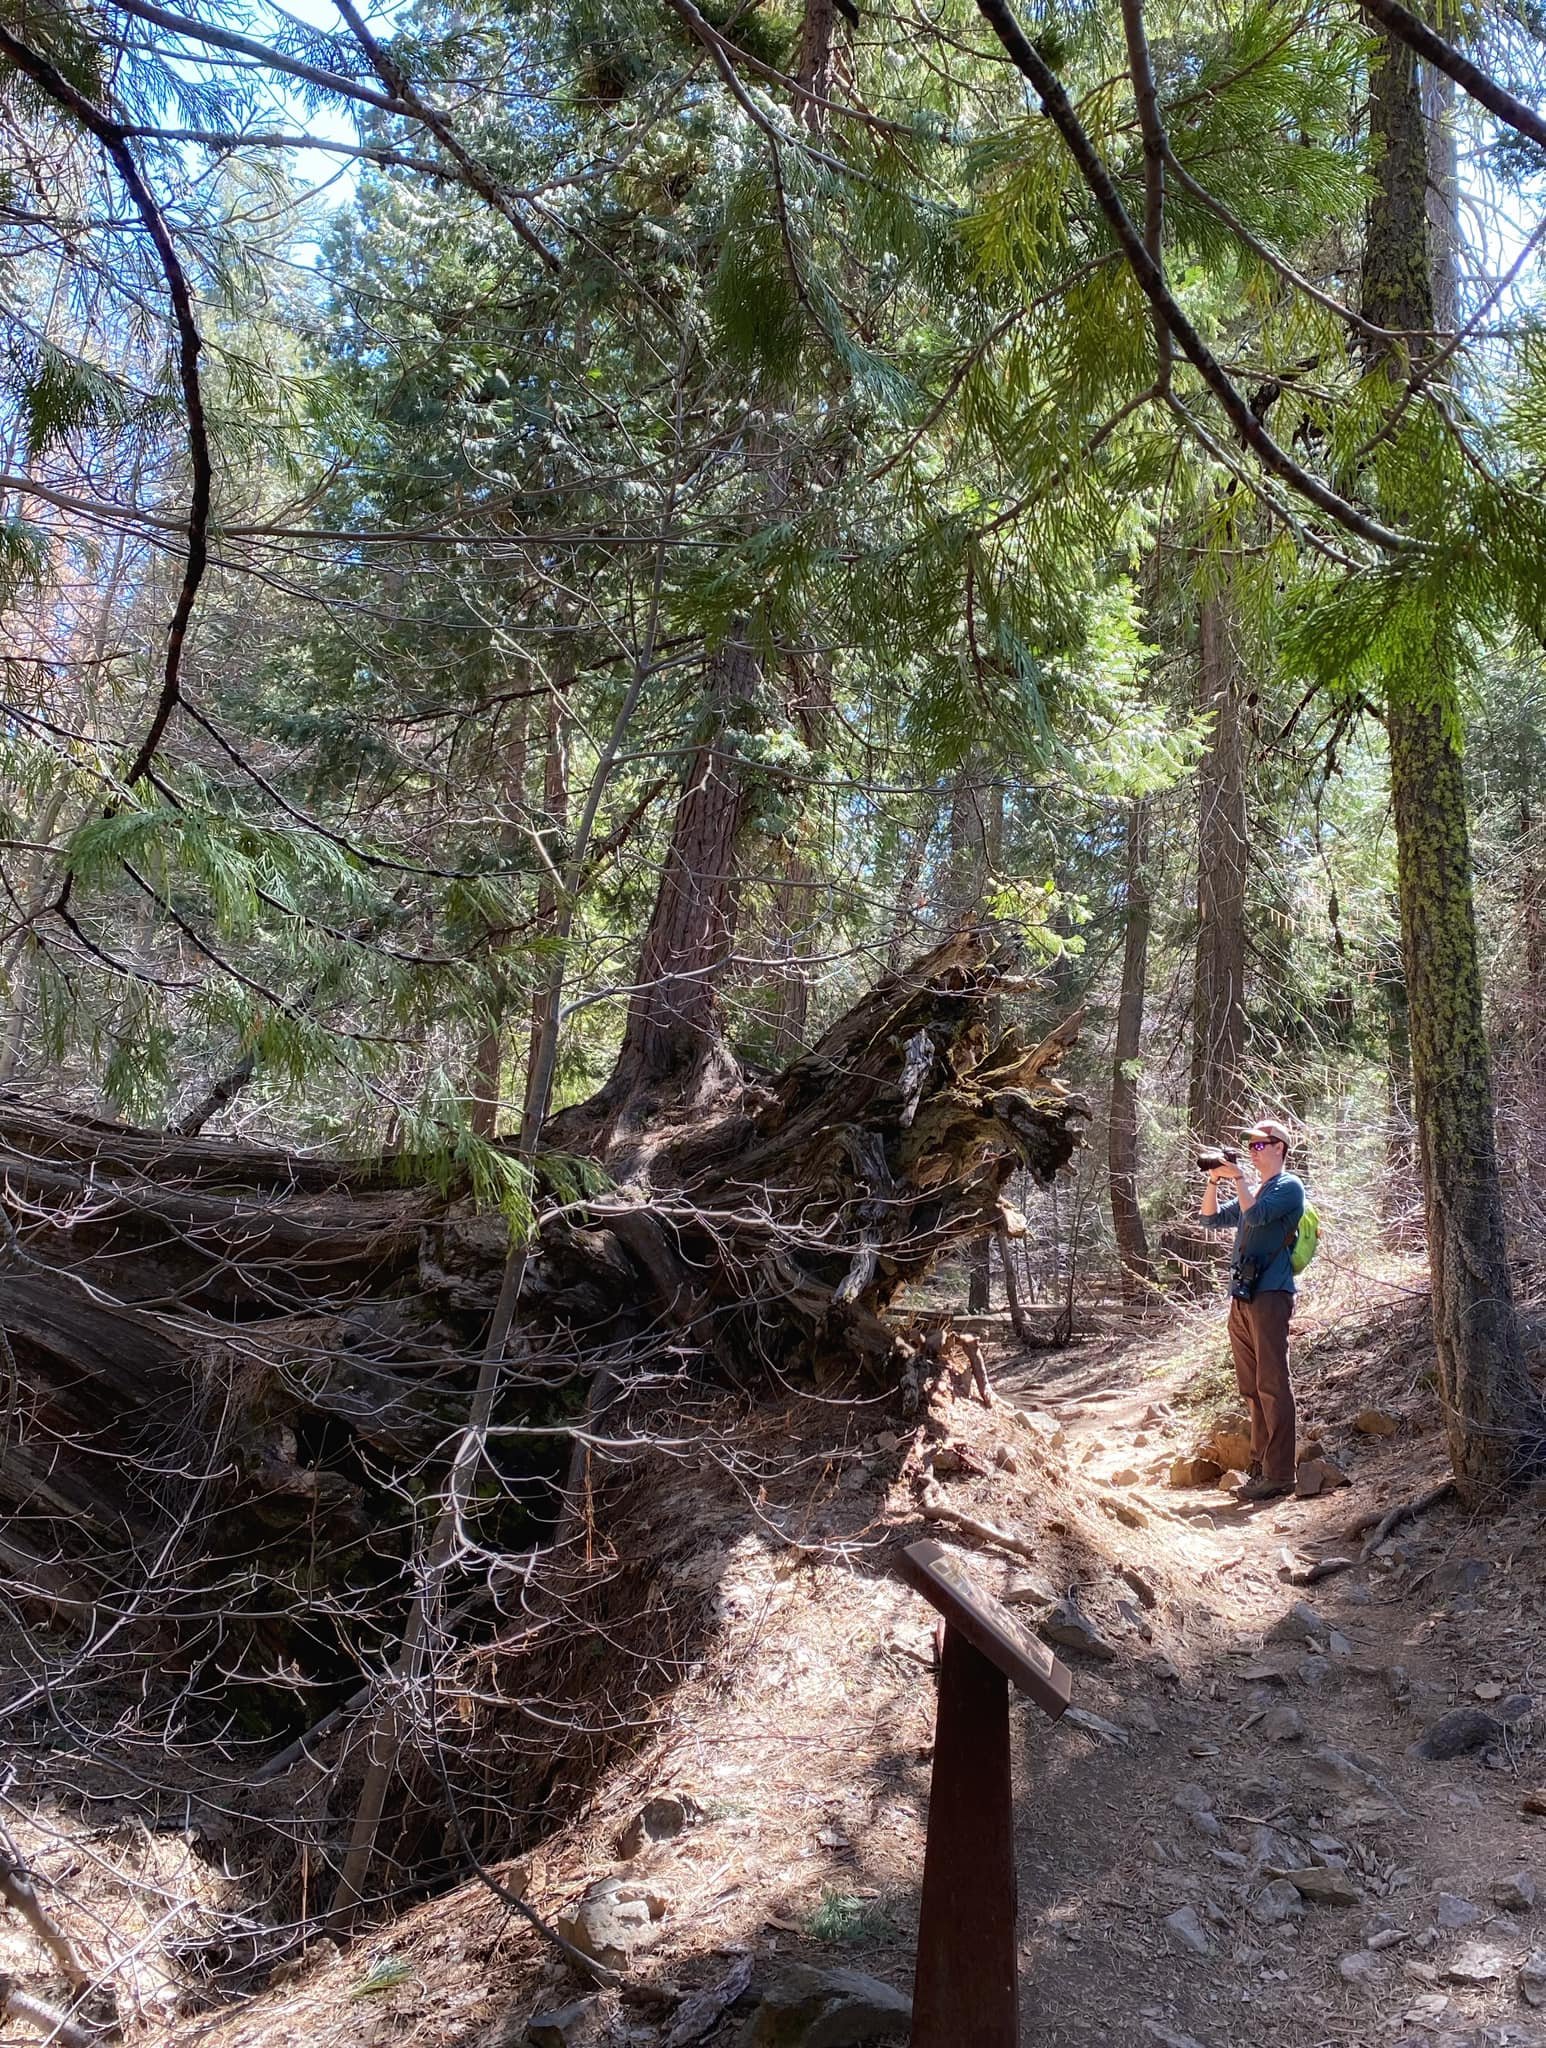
[{"left": 1197, "top": 1171, "right": 1306, "bottom": 1295}]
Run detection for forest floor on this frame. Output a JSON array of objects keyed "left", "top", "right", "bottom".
[{"left": 7, "top": 1259, "right": 1546, "bottom": 2048}]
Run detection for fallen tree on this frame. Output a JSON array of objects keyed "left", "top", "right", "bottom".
[{"left": 0, "top": 929, "right": 1082, "bottom": 1913}]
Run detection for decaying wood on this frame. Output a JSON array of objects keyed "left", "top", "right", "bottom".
[
  {"left": 530, "top": 931, "right": 1086, "bottom": 1379},
  {"left": 0, "top": 929, "right": 1082, "bottom": 1778}
]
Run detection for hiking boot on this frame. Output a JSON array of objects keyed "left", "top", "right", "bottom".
[{"left": 1236, "top": 1475, "right": 1292, "bottom": 1504}]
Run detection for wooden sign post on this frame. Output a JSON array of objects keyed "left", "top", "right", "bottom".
[{"left": 896, "top": 1538, "right": 1073, "bottom": 2048}]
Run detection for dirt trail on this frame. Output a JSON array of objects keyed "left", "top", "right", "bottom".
[{"left": 995, "top": 1303, "right": 1546, "bottom": 2048}]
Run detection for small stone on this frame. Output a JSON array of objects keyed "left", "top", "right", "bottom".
[
  {"left": 1440, "top": 1941, "right": 1505, "bottom": 1986},
  {"left": 1164, "top": 1905, "right": 1213, "bottom": 1957},
  {"left": 1038, "top": 1600, "right": 1117, "bottom": 1661},
  {"left": 1523, "top": 1790, "right": 1546, "bottom": 1818},
  {"left": 1522, "top": 1952, "right": 1546, "bottom": 2007},
  {"left": 1200, "top": 1423, "right": 1255, "bottom": 1471},
  {"left": 1494, "top": 1872, "right": 1537, "bottom": 1913},
  {"left": 737, "top": 1964, "right": 912, "bottom": 2046},
  {"left": 1294, "top": 1455, "right": 1351, "bottom": 1497},
  {"left": 1110, "top": 1466, "right": 1141, "bottom": 1486},
  {"left": 1267, "top": 1600, "right": 1328, "bottom": 1644},
  {"left": 1126, "top": 1698, "right": 1161, "bottom": 1735},
  {"left": 1409, "top": 1708, "right": 1502, "bottom": 1761},
  {"left": 1339, "top": 1951, "right": 1384, "bottom": 1985},
  {"left": 526, "top": 1995, "right": 609, "bottom": 2048},
  {"left": 616, "top": 1793, "right": 701, "bottom": 1860},
  {"left": 1432, "top": 1557, "right": 1491, "bottom": 1598},
  {"left": 555, "top": 1876, "right": 670, "bottom": 1971},
  {"left": 1354, "top": 1408, "right": 1401, "bottom": 1435},
  {"left": 1169, "top": 1455, "right": 1223, "bottom": 1489},
  {"left": 1002, "top": 1573, "right": 1058, "bottom": 1609},
  {"left": 1367, "top": 1928, "right": 1409, "bottom": 1952},
  {"left": 1270, "top": 1865, "right": 1362, "bottom": 1906},
  {"left": 1259, "top": 1704, "right": 1307, "bottom": 1743},
  {"left": 1251, "top": 1879, "right": 1305, "bottom": 1925},
  {"left": 1474, "top": 1678, "right": 1505, "bottom": 1701},
  {"left": 1118, "top": 1564, "right": 1158, "bottom": 1608},
  {"left": 1217, "top": 1468, "right": 1247, "bottom": 1494},
  {"left": 1435, "top": 1895, "right": 1482, "bottom": 1930}
]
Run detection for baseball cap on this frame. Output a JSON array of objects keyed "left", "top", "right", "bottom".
[{"left": 1241, "top": 1116, "right": 1293, "bottom": 1152}]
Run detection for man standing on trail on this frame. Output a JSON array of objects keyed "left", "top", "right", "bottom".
[{"left": 1197, "top": 1117, "right": 1306, "bottom": 1504}]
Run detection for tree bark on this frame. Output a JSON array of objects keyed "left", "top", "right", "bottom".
[
  {"left": 1108, "top": 798, "right": 1153, "bottom": 1302},
  {"left": 565, "top": 637, "right": 755, "bottom": 1150},
  {"left": 1364, "top": 28, "right": 1546, "bottom": 1495},
  {"left": 1189, "top": 591, "right": 1248, "bottom": 1141},
  {"left": 946, "top": 764, "right": 1002, "bottom": 1312}
]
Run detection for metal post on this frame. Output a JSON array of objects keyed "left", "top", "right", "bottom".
[{"left": 911, "top": 1622, "right": 1018, "bottom": 2047}]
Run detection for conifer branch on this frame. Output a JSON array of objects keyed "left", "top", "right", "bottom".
[
  {"left": 1118, "top": 0, "right": 1170, "bottom": 392},
  {"left": 1161, "top": 144, "right": 1396, "bottom": 346},
  {"left": 120, "top": 123, "right": 454, "bottom": 179},
  {"left": 330, "top": 0, "right": 560, "bottom": 272},
  {"left": 0, "top": 23, "right": 210, "bottom": 791},
  {"left": 110, "top": 0, "right": 411, "bottom": 116},
  {"left": 971, "top": 0, "right": 1415, "bottom": 555}
]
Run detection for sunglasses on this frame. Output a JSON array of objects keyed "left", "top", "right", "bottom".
[{"left": 1247, "top": 1139, "right": 1282, "bottom": 1153}]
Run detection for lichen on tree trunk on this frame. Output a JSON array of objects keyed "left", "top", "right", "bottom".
[
  {"left": 1386, "top": 667, "right": 1543, "bottom": 1491},
  {"left": 1363, "top": 26, "right": 1546, "bottom": 1496}
]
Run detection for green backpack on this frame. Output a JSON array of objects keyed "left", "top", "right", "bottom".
[{"left": 1289, "top": 1202, "right": 1320, "bottom": 1276}]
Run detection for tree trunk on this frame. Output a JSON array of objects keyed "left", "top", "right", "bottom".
[
  {"left": 1189, "top": 591, "right": 1248, "bottom": 1141},
  {"left": 766, "top": 848, "right": 813, "bottom": 1062},
  {"left": 884, "top": 799, "right": 934, "bottom": 972},
  {"left": 945, "top": 763, "right": 1003, "bottom": 1312},
  {"left": 524, "top": 683, "right": 571, "bottom": 1104},
  {"left": 1108, "top": 798, "right": 1154, "bottom": 1303},
  {"left": 561, "top": 636, "right": 755, "bottom": 1150},
  {"left": 469, "top": 697, "right": 534, "bottom": 1139},
  {"left": 1364, "top": 28, "right": 1546, "bottom": 1496},
  {"left": 1521, "top": 795, "right": 1546, "bottom": 1187}
]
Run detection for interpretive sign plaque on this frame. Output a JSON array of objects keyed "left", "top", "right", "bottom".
[{"left": 896, "top": 1538, "right": 1073, "bottom": 2048}]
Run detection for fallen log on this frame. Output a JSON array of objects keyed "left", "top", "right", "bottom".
[{"left": 0, "top": 930, "right": 1082, "bottom": 1733}]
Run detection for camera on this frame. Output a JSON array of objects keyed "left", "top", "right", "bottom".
[{"left": 1196, "top": 1143, "right": 1241, "bottom": 1173}]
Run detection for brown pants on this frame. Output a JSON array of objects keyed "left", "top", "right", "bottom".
[{"left": 1227, "top": 1290, "right": 1295, "bottom": 1485}]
